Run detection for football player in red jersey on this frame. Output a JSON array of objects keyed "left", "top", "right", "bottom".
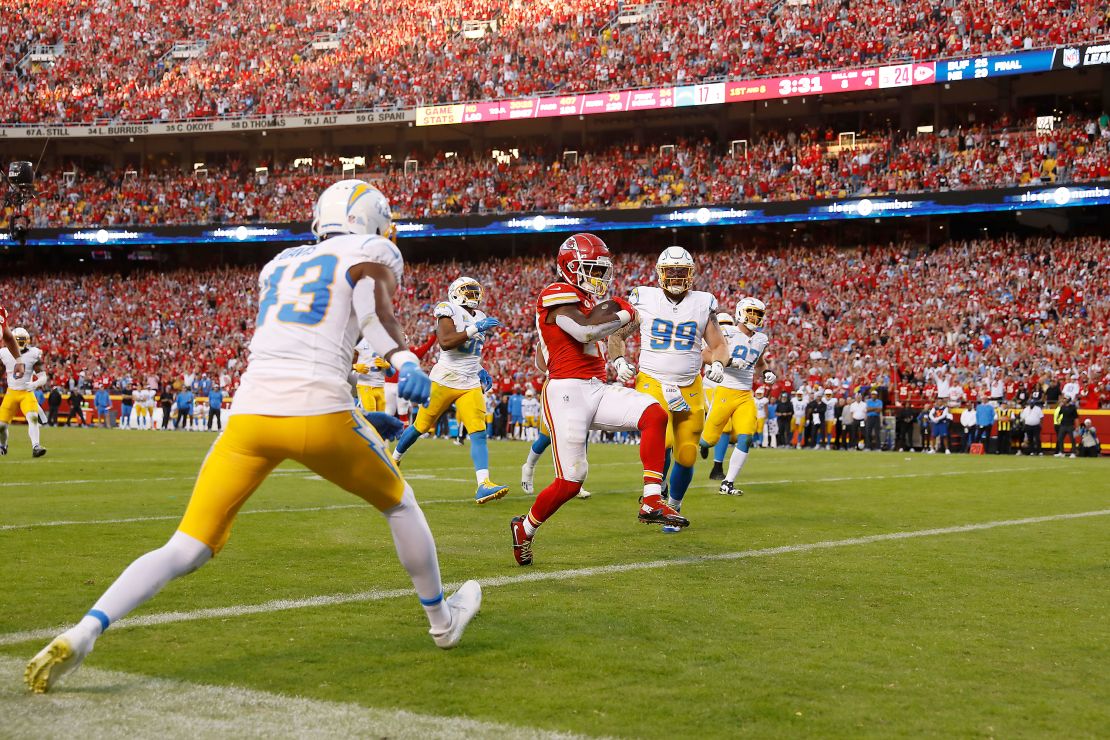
[{"left": 510, "top": 234, "right": 687, "bottom": 566}]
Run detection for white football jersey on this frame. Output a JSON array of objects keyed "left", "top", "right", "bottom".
[
  {"left": 429, "top": 301, "right": 486, "bottom": 390},
  {"left": 353, "top": 337, "right": 387, "bottom": 388},
  {"left": 720, "top": 326, "right": 770, "bottom": 391},
  {"left": 1, "top": 346, "right": 43, "bottom": 392},
  {"left": 232, "top": 234, "right": 404, "bottom": 415},
  {"left": 630, "top": 286, "right": 718, "bottom": 385},
  {"left": 522, "top": 397, "right": 541, "bottom": 418},
  {"left": 755, "top": 395, "right": 768, "bottom": 419}
]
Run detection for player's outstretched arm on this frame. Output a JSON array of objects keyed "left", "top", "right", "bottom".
[{"left": 0, "top": 307, "right": 17, "bottom": 356}]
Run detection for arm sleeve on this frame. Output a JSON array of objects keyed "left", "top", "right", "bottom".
[
  {"left": 351, "top": 277, "right": 402, "bottom": 357},
  {"left": 554, "top": 313, "right": 625, "bottom": 344}
]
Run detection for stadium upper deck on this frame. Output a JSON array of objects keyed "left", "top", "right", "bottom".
[{"left": 2, "top": 0, "right": 1108, "bottom": 125}]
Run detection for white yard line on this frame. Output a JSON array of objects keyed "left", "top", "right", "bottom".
[
  {"left": 0, "top": 464, "right": 1072, "bottom": 532},
  {"left": 1, "top": 508, "right": 1105, "bottom": 649},
  {"left": 0, "top": 658, "right": 587, "bottom": 740}
]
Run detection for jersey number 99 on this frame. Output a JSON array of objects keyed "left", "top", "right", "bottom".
[
  {"left": 649, "top": 319, "right": 698, "bottom": 350},
  {"left": 256, "top": 254, "right": 339, "bottom": 327}
]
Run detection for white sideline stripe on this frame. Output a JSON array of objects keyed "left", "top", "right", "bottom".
[
  {"left": 0, "top": 470, "right": 475, "bottom": 489},
  {"left": 1, "top": 508, "right": 1105, "bottom": 649},
  {"left": 0, "top": 658, "right": 587, "bottom": 740},
  {"left": 0, "top": 465, "right": 1070, "bottom": 532}
]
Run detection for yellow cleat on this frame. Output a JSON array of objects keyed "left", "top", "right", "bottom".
[
  {"left": 475, "top": 480, "right": 509, "bottom": 504},
  {"left": 25, "top": 634, "right": 85, "bottom": 694}
]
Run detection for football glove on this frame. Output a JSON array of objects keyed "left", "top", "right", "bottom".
[
  {"left": 474, "top": 317, "right": 501, "bottom": 333},
  {"left": 371, "top": 357, "right": 391, "bottom": 370},
  {"left": 762, "top": 370, "right": 778, "bottom": 385},
  {"left": 352, "top": 363, "right": 371, "bottom": 375},
  {"left": 613, "top": 356, "right": 636, "bottom": 383},
  {"left": 705, "top": 361, "right": 725, "bottom": 383},
  {"left": 397, "top": 362, "right": 432, "bottom": 405},
  {"left": 478, "top": 368, "right": 493, "bottom": 392},
  {"left": 363, "top": 411, "right": 404, "bottom": 441}
]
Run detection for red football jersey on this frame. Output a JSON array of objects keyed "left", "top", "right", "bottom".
[{"left": 536, "top": 281, "right": 607, "bottom": 381}]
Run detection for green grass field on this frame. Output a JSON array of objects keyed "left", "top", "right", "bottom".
[{"left": 1, "top": 427, "right": 1108, "bottom": 738}]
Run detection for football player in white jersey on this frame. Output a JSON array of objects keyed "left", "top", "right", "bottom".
[
  {"left": 609, "top": 247, "right": 728, "bottom": 530},
  {"left": 352, "top": 336, "right": 388, "bottom": 412},
  {"left": 0, "top": 326, "right": 48, "bottom": 457},
  {"left": 700, "top": 312, "right": 739, "bottom": 479},
  {"left": 521, "top": 388, "right": 541, "bottom": 441},
  {"left": 391, "top": 276, "right": 508, "bottom": 504},
  {"left": 26, "top": 180, "right": 481, "bottom": 695},
  {"left": 699, "top": 298, "right": 776, "bottom": 496}
]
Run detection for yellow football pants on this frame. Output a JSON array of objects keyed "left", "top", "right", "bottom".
[
  {"left": 636, "top": 373, "right": 704, "bottom": 467},
  {"left": 178, "top": 412, "right": 403, "bottom": 554},
  {"left": 357, "top": 385, "right": 386, "bottom": 413},
  {"left": 704, "top": 386, "right": 734, "bottom": 437},
  {"left": 0, "top": 390, "right": 41, "bottom": 424},
  {"left": 703, "top": 388, "right": 757, "bottom": 445},
  {"left": 412, "top": 383, "right": 486, "bottom": 434}
]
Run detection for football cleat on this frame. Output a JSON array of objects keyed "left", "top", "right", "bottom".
[
  {"left": 510, "top": 515, "right": 534, "bottom": 566},
  {"left": 520, "top": 462, "right": 535, "bottom": 495},
  {"left": 429, "top": 580, "right": 482, "bottom": 650},
  {"left": 638, "top": 494, "right": 689, "bottom": 528},
  {"left": 709, "top": 461, "right": 725, "bottom": 480},
  {"left": 0, "top": 444, "right": 6, "bottom": 456},
  {"left": 719, "top": 480, "right": 744, "bottom": 496},
  {"left": 475, "top": 480, "right": 509, "bottom": 504},
  {"left": 576, "top": 488, "right": 592, "bottom": 500},
  {"left": 661, "top": 500, "right": 683, "bottom": 534},
  {"left": 32, "top": 445, "right": 46, "bottom": 458},
  {"left": 25, "top": 631, "right": 89, "bottom": 694}
]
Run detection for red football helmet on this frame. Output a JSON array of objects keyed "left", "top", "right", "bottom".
[{"left": 557, "top": 233, "right": 613, "bottom": 297}]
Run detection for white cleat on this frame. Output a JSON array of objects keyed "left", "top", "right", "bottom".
[
  {"left": 576, "top": 488, "right": 592, "bottom": 499},
  {"left": 520, "top": 463, "right": 535, "bottom": 495},
  {"left": 430, "top": 580, "right": 482, "bottom": 650},
  {"left": 25, "top": 630, "right": 91, "bottom": 694}
]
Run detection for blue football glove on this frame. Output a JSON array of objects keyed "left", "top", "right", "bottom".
[
  {"left": 397, "top": 362, "right": 432, "bottom": 405},
  {"left": 479, "top": 368, "right": 493, "bottom": 392},
  {"left": 363, "top": 411, "right": 403, "bottom": 441},
  {"left": 474, "top": 317, "right": 501, "bottom": 333}
]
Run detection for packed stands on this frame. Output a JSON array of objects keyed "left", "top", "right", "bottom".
[
  {"left": 2, "top": 0, "right": 1109, "bottom": 124},
  {"left": 3, "top": 235, "right": 1107, "bottom": 411},
  {"left": 13, "top": 112, "right": 1110, "bottom": 228}
]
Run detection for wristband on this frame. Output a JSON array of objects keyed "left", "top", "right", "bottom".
[
  {"left": 465, "top": 325, "right": 479, "bottom": 338},
  {"left": 616, "top": 309, "right": 633, "bottom": 325},
  {"left": 390, "top": 350, "right": 419, "bottom": 369}
]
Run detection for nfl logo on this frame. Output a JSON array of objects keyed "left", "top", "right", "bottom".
[{"left": 1062, "top": 48, "right": 1080, "bottom": 68}]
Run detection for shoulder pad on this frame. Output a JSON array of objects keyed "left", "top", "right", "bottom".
[
  {"left": 433, "top": 302, "right": 455, "bottom": 318},
  {"left": 540, "top": 283, "right": 581, "bottom": 308}
]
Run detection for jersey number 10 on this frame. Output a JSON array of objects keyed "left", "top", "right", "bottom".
[{"left": 256, "top": 254, "right": 339, "bottom": 327}]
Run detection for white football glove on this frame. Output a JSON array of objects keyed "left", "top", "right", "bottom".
[
  {"left": 613, "top": 356, "right": 636, "bottom": 383},
  {"left": 705, "top": 361, "right": 725, "bottom": 383},
  {"left": 762, "top": 370, "right": 777, "bottom": 385}
]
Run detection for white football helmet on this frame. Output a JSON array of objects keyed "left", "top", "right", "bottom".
[
  {"left": 12, "top": 327, "right": 30, "bottom": 351},
  {"left": 716, "top": 312, "right": 735, "bottom": 326},
  {"left": 448, "top": 276, "right": 483, "bottom": 309},
  {"left": 525, "top": 388, "right": 535, "bottom": 398},
  {"left": 735, "top": 297, "right": 767, "bottom": 331},
  {"left": 656, "top": 246, "right": 695, "bottom": 295},
  {"left": 311, "top": 179, "right": 394, "bottom": 241}
]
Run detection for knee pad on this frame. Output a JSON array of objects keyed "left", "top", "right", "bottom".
[
  {"left": 675, "top": 442, "right": 698, "bottom": 468},
  {"left": 166, "top": 531, "right": 213, "bottom": 573},
  {"left": 736, "top": 434, "right": 753, "bottom": 453}
]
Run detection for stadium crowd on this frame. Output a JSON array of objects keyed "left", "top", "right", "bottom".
[
  {"left": 2, "top": 0, "right": 1109, "bottom": 124},
  {"left": 13, "top": 112, "right": 1110, "bottom": 228},
  {"left": 2, "top": 235, "right": 1107, "bottom": 429}
]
